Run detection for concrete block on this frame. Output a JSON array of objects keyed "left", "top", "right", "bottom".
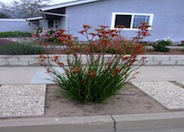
[
  {"left": 177, "top": 61, "right": 184, "bottom": 65},
  {"left": 170, "top": 56, "right": 184, "bottom": 61},
  {"left": 19, "top": 57, "right": 39, "bottom": 62},
  {"left": 0, "top": 57, "right": 8, "bottom": 61},
  {"left": 153, "top": 56, "right": 170, "bottom": 61},
  {"left": 29, "top": 61, "right": 40, "bottom": 66},
  {"left": 144, "top": 60, "right": 160, "bottom": 65},
  {"left": 160, "top": 60, "right": 176, "bottom": 65},
  {"left": 0, "top": 56, "right": 19, "bottom": 61},
  {"left": 9, "top": 61, "right": 29, "bottom": 66},
  {"left": 137, "top": 55, "right": 154, "bottom": 61},
  {"left": 0, "top": 61, "right": 9, "bottom": 66}
]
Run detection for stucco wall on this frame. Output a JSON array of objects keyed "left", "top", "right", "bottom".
[
  {"left": 0, "top": 19, "right": 37, "bottom": 33},
  {"left": 66, "top": 0, "right": 184, "bottom": 42}
]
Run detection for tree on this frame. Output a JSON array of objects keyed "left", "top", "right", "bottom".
[{"left": 0, "top": 0, "right": 50, "bottom": 18}]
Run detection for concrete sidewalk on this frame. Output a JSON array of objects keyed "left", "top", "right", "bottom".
[{"left": 0, "top": 66, "right": 184, "bottom": 84}]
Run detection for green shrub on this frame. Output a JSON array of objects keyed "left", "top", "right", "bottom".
[
  {"left": 0, "top": 42, "right": 46, "bottom": 55},
  {"left": 152, "top": 37, "right": 172, "bottom": 52},
  {"left": 0, "top": 31, "right": 31, "bottom": 37}
]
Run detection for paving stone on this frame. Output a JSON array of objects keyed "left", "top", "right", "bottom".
[
  {"left": 30, "top": 67, "right": 64, "bottom": 84},
  {"left": 132, "top": 81, "right": 184, "bottom": 110},
  {"left": 0, "top": 84, "right": 46, "bottom": 117}
]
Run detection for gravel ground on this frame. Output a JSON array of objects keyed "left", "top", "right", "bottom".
[
  {"left": 0, "top": 84, "right": 46, "bottom": 117},
  {"left": 132, "top": 81, "right": 184, "bottom": 110}
]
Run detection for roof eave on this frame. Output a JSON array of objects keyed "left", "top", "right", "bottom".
[
  {"left": 41, "top": 0, "right": 99, "bottom": 11},
  {"left": 26, "top": 17, "right": 43, "bottom": 21}
]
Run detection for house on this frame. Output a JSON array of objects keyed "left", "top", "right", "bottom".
[
  {"left": 39, "top": 0, "right": 184, "bottom": 42},
  {"left": 2, "top": 0, "right": 184, "bottom": 42}
]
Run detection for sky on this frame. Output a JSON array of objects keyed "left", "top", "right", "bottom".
[{"left": 0, "top": 0, "right": 76, "bottom": 5}]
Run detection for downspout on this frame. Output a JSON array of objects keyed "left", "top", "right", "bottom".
[{"left": 39, "top": 11, "right": 69, "bottom": 32}]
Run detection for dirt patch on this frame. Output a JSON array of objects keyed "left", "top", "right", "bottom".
[{"left": 43, "top": 83, "right": 182, "bottom": 118}]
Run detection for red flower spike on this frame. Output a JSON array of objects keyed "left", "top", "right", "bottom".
[
  {"left": 89, "top": 33, "right": 96, "bottom": 37},
  {"left": 99, "top": 25, "right": 109, "bottom": 29},
  {"left": 83, "top": 25, "right": 91, "bottom": 29},
  {"left": 88, "top": 70, "right": 95, "bottom": 77},
  {"left": 122, "top": 55, "right": 130, "bottom": 61},
  {"left": 114, "top": 68, "right": 120, "bottom": 74},
  {"left": 39, "top": 55, "right": 47, "bottom": 59},
  {"left": 52, "top": 56, "right": 59, "bottom": 62},
  {"left": 79, "top": 30, "right": 85, "bottom": 35},
  {"left": 57, "top": 62, "right": 64, "bottom": 67},
  {"left": 116, "top": 25, "right": 124, "bottom": 29}
]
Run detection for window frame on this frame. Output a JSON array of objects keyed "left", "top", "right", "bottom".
[{"left": 111, "top": 12, "right": 153, "bottom": 30}]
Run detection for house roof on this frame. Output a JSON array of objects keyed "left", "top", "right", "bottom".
[
  {"left": 26, "top": 17, "right": 43, "bottom": 21},
  {"left": 41, "top": 0, "right": 99, "bottom": 11}
]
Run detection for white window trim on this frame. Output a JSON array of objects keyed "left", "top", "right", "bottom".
[{"left": 111, "top": 12, "right": 154, "bottom": 30}]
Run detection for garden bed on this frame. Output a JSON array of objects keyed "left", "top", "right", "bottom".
[{"left": 43, "top": 83, "right": 171, "bottom": 118}]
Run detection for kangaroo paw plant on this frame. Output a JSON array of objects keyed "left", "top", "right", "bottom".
[{"left": 39, "top": 23, "right": 149, "bottom": 103}]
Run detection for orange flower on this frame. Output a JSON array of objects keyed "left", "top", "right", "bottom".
[
  {"left": 78, "top": 30, "right": 85, "bottom": 35},
  {"left": 111, "top": 68, "right": 120, "bottom": 77},
  {"left": 52, "top": 56, "right": 59, "bottom": 62},
  {"left": 39, "top": 55, "right": 47, "bottom": 59},
  {"left": 70, "top": 66, "right": 81, "bottom": 74},
  {"left": 83, "top": 24, "right": 91, "bottom": 29},
  {"left": 114, "top": 68, "right": 120, "bottom": 74},
  {"left": 89, "top": 33, "right": 96, "bottom": 37},
  {"left": 116, "top": 25, "right": 124, "bottom": 29},
  {"left": 122, "top": 55, "right": 130, "bottom": 61},
  {"left": 88, "top": 70, "right": 95, "bottom": 77},
  {"left": 57, "top": 62, "right": 64, "bottom": 67},
  {"left": 99, "top": 25, "right": 109, "bottom": 29},
  {"left": 102, "top": 40, "right": 109, "bottom": 45}
]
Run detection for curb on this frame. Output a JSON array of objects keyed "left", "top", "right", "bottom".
[{"left": 1, "top": 112, "right": 184, "bottom": 132}]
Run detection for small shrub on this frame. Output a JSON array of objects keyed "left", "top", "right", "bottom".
[
  {"left": 33, "top": 28, "right": 65, "bottom": 43},
  {"left": 40, "top": 23, "right": 150, "bottom": 103},
  {"left": 152, "top": 37, "right": 172, "bottom": 52},
  {"left": 0, "top": 42, "right": 46, "bottom": 55},
  {"left": 0, "top": 31, "right": 31, "bottom": 38}
]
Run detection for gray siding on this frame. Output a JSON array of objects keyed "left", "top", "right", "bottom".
[
  {"left": 0, "top": 19, "right": 37, "bottom": 33},
  {"left": 66, "top": 0, "right": 184, "bottom": 42}
]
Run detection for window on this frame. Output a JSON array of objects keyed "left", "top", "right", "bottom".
[
  {"left": 111, "top": 12, "right": 153, "bottom": 30},
  {"left": 53, "top": 20, "right": 60, "bottom": 29},
  {"left": 48, "top": 20, "right": 60, "bottom": 29}
]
